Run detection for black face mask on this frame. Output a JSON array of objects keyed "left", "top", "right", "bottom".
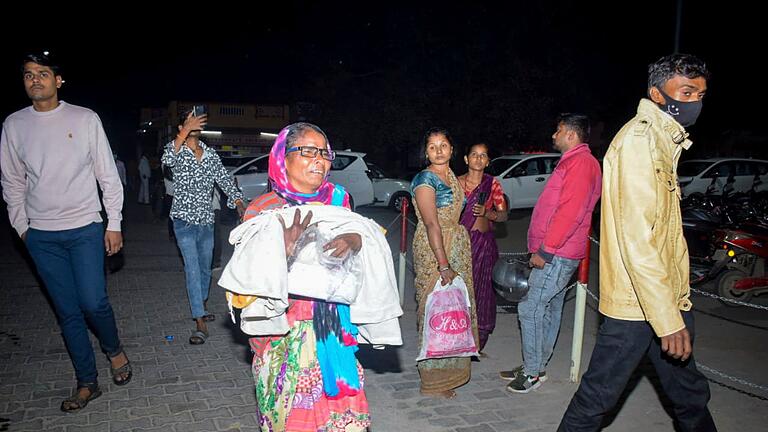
[{"left": 655, "top": 87, "right": 703, "bottom": 127}]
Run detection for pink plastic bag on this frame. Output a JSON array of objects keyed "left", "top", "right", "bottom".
[{"left": 416, "top": 276, "right": 478, "bottom": 361}]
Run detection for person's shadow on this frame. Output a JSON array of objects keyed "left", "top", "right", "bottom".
[{"left": 357, "top": 344, "right": 403, "bottom": 374}]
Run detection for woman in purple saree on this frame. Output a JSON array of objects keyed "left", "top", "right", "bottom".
[{"left": 458, "top": 143, "right": 508, "bottom": 354}]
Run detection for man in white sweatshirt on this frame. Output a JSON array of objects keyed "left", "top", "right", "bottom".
[{"left": 0, "top": 53, "right": 132, "bottom": 412}]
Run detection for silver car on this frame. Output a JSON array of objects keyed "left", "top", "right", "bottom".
[
  {"left": 487, "top": 153, "right": 561, "bottom": 209},
  {"left": 366, "top": 162, "right": 411, "bottom": 212},
  {"left": 678, "top": 158, "right": 768, "bottom": 197}
]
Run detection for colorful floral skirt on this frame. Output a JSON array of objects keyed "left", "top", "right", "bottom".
[{"left": 251, "top": 320, "right": 370, "bottom": 432}]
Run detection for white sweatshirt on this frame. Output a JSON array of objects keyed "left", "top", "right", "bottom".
[{"left": 0, "top": 102, "right": 123, "bottom": 235}]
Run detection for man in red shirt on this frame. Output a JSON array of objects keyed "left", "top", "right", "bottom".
[{"left": 502, "top": 113, "right": 601, "bottom": 393}]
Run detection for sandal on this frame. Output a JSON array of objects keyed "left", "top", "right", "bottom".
[
  {"left": 189, "top": 329, "right": 208, "bottom": 345},
  {"left": 202, "top": 313, "right": 216, "bottom": 322},
  {"left": 107, "top": 350, "right": 133, "bottom": 386},
  {"left": 60, "top": 383, "right": 102, "bottom": 413}
]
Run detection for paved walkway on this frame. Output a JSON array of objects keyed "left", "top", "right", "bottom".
[{"left": 1, "top": 203, "right": 767, "bottom": 431}]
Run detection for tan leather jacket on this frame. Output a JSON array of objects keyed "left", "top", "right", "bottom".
[{"left": 599, "top": 99, "right": 693, "bottom": 337}]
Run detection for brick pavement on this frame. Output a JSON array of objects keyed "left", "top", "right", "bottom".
[{"left": 1, "top": 204, "right": 766, "bottom": 431}]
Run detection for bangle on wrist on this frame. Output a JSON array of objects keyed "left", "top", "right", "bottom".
[{"left": 438, "top": 265, "right": 451, "bottom": 272}]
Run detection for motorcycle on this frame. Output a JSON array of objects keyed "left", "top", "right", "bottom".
[{"left": 706, "top": 222, "right": 768, "bottom": 306}]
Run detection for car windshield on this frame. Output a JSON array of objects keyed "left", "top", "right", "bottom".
[
  {"left": 678, "top": 161, "right": 713, "bottom": 177},
  {"left": 487, "top": 157, "right": 524, "bottom": 176},
  {"left": 366, "top": 163, "right": 388, "bottom": 179}
]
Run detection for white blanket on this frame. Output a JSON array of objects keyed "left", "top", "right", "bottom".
[{"left": 218, "top": 205, "right": 403, "bottom": 345}]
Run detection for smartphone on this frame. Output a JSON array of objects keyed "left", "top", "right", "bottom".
[
  {"left": 192, "top": 105, "right": 207, "bottom": 117},
  {"left": 478, "top": 191, "right": 488, "bottom": 205}
]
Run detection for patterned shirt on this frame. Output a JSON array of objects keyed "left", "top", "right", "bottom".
[{"left": 161, "top": 141, "right": 244, "bottom": 225}]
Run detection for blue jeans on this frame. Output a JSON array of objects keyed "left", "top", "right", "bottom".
[
  {"left": 518, "top": 255, "right": 580, "bottom": 377},
  {"left": 559, "top": 312, "right": 716, "bottom": 432},
  {"left": 25, "top": 222, "right": 122, "bottom": 386},
  {"left": 173, "top": 219, "right": 214, "bottom": 319}
]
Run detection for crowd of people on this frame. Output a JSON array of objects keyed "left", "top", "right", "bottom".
[{"left": 0, "top": 50, "right": 718, "bottom": 431}]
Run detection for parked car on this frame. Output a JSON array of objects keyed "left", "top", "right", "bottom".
[
  {"left": 366, "top": 162, "right": 411, "bottom": 211},
  {"left": 220, "top": 154, "right": 262, "bottom": 173},
  {"left": 487, "top": 153, "right": 561, "bottom": 209},
  {"left": 678, "top": 158, "right": 768, "bottom": 197},
  {"left": 230, "top": 150, "right": 375, "bottom": 209}
]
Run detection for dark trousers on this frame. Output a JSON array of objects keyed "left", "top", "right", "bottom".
[
  {"left": 26, "top": 222, "right": 122, "bottom": 386},
  {"left": 559, "top": 311, "right": 716, "bottom": 432}
]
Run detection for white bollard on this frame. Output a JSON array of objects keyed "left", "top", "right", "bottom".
[
  {"left": 398, "top": 252, "right": 406, "bottom": 306},
  {"left": 570, "top": 281, "right": 588, "bottom": 383}
]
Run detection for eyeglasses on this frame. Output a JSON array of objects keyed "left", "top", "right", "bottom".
[{"left": 285, "top": 146, "right": 336, "bottom": 161}]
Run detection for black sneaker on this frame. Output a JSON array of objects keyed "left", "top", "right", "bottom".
[
  {"left": 499, "top": 365, "right": 547, "bottom": 382},
  {"left": 505, "top": 373, "right": 542, "bottom": 394}
]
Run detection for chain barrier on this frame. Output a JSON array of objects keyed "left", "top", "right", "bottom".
[
  {"left": 498, "top": 251, "right": 530, "bottom": 257},
  {"left": 696, "top": 363, "right": 768, "bottom": 401},
  {"left": 579, "top": 265, "right": 768, "bottom": 399},
  {"left": 497, "top": 244, "right": 768, "bottom": 398},
  {"left": 577, "top": 282, "right": 768, "bottom": 399},
  {"left": 404, "top": 224, "right": 768, "bottom": 397},
  {"left": 383, "top": 213, "right": 403, "bottom": 235},
  {"left": 689, "top": 287, "right": 768, "bottom": 311},
  {"left": 585, "top": 235, "right": 768, "bottom": 311},
  {"left": 583, "top": 285, "right": 600, "bottom": 302},
  {"left": 696, "top": 363, "right": 768, "bottom": 394}
]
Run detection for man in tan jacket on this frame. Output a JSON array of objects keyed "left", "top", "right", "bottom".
[{"left": 558, "top": 54, "right": 716, "bottom": 431}]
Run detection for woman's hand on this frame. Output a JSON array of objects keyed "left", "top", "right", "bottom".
[
  {"left": 439, "top": 267, "right": 458, "bottom": 286},
  {"left": 471, "top": 203, "right": 487, "bottom": 218},
  {"left": 277, "top": 208, "right": 313, "bottom": 256},
  {"left": 324, "top": 233, "right": 362, "bottom": 258}
]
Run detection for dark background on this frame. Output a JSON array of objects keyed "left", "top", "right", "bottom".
[{"left": 1, "top": 1, "right": 763, "bottom": 175}]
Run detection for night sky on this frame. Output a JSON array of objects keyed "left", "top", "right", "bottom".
[{"left": 1, "top": 1, "right": 762, "bottom": 172}]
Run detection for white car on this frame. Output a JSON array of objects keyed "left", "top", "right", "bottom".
[
  {"left": 366, "top": 163, "right": 411, "bottom": 211},
  {"left": 220, "top": 154, "right": 262, "bottom": 173},
  {"left": 487, "top": 153, "right": 561, "bottom": 209},
  {"left": 230, "top": 150, "right": 375, "bottom": 210},
  {"left": 678, "top": 158, "right": 768, "bottom": 197}
]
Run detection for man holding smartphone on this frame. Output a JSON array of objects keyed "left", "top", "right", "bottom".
[
  {"left": 502, "top": 113, "right": 601, "bottom": 393},
  {"left": 162, "top": 107, "right": 245, "bottom": 344}
]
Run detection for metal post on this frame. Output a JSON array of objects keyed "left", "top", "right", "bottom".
[
  {"left": 398, "top": 199, "right": 409, "bottom": 306},
  {"left": 570, "top": 228, "right": 592, "bottom": 383}
]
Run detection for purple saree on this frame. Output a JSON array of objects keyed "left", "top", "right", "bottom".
[{"left": 459, "top": 174, "right": 499, "bottom": 351}]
